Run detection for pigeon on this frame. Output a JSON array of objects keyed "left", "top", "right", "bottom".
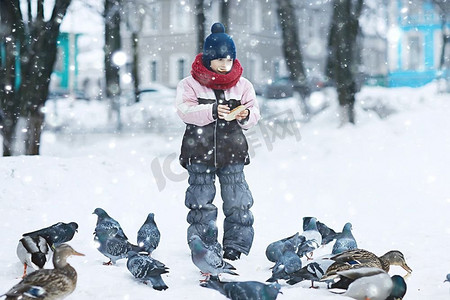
[
  {"left": 331, "top": 267, "right": 407, "bottom": 300},
  {"left": 22, "top": 222, "right": 78, "bottom": 248},
  {"left": 303, "top": 217, "right": 338, "bottom": 245},
  {"left": 137, "top": 213, "right": 161, "bottom": 256},
  {"left": 267, "top": 250, "right": 302, "bottom": 282},
  {"left": 445, "top": 274, "right": 450, "bottom": 283},
  {"left": 16, "top": 236, "right": 49, "bottom": 278},
  {"left": 93, "top": 208, "right": 127, "bottom": 240},
  {"left": 188, "top": 235, "right": 238, "bottom": 281},
  {"left": 265, "top": 233, "right": 304, "bottom": 263},
  {"left": 94, "top": 227, "right": 141, "bottom": 265},
  {"left": 286, "top": 258, "right": 335, "bottom": 288},
  {"left": 2, "top": 244, "right": 84, "bottom": 300},
  {"left": 266, "top": 236, "right": 303, "bottom": 282},
  {"left": 297, "top": 217, "right": 322, "bottom": 259},
  {"left": 203, "top": 220, "right": 222, "bottom": 257},
  {"left": 201, "top": 279, "right": 282, "bottom": 300},
  {"left": 127, "top": 251, "right": 169, "bottom": 291},
  {"left": 332, "top": 222, "right": 357, "bottom": 255}
]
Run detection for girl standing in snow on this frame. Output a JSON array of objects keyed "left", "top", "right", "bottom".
[{"left": 176, "top": 23, "right": 260, "bottom": 261}]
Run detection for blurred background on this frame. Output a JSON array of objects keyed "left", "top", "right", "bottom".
[{"left": 0, "top": 0, "right": 449, "bottom": 156}]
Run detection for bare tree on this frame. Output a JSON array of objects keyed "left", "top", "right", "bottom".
[
  {"left": 195, "top": 0, "right": 206, "bottom": 53},
  {"left": 432, "top": 0, "right": 450, "bottom": 71},
  {"left": 0, "top": 0, "right": 72, "bottom": 155},
  {"left": 275, "top": 0, "right": 309, "bottom": 115},
  {"left": 0, "top": 0, "right": 21, "bottom": 156},
  {"left": 123, "top": 0, "right": 147, "bottom": 103},
  {"left": 104, "top": 0, "right": 122, "bottom": 99},
  {"left": 220, "top": 0, "right": 230, "bottom": 29},
  {"left": 326, "top": 0, "right": 363, "bottom": 125}
]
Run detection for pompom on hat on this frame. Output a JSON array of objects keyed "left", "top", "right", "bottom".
[{"left": 202, "top": 23, "right": 236, "bottom": 69}]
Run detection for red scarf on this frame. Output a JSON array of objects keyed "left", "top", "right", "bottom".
[{"left": 191, "top": 53, "right": 243, "bottom": 90}]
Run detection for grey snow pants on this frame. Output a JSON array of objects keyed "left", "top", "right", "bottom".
[{"left": 185, "top": 163, "right": 254, "bottom": 255}]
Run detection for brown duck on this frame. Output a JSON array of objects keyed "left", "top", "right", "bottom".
[
  {"left": 321, "top": 249, "right": 412, "bottom": 281},
  {"left": 2, "top": 244, "right": 84, "bottom": 300}
]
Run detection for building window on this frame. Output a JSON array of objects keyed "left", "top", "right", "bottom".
[
  {"left": 401, "top": 0, "right": 423, "bottom": 24},
  {"left": 273, "top": 61, "right": 281, "bottom": 80},
  {"left": 150, "top": 60, "right": 158, "bottom": 82},
  {"left": 308, "top": 10, "right": 320, "bottom": 39},
  {"left": 248, "top": 1, "right": 262, "bottom": 32},
  {"left": 246, "top": 54, "right": 261, "bottom": 83},
  {"left": 141, "top": 3, "right": 161, "bottom": 34},
  {"left": 299, "top": 10, "right": 309, "bottom": 39},
  {"left": 445, "top": 42, "right": 450, "bottom": 68},
  {"left": 149, "top": 4, "right": 161, "bottom": 31},
  {"left": 54, "top": 46, "right": 64, "bottom": 75},
  {"left": 177, "top": 58, "right": 185, "bottom": 81},
  {"left": 172, "top": 1, "right": 190, "bottom": 31},
  {"left": 271, "top": 7, "right": 280, "bottom": 33},
  {"left": 170, "top": 54, "right": 188, "bottom": 86},
  {"left": 405, "top": 34, "right": 423, "bottom": 70},
  {"left": 204, "top": 1, "right": 220, "bottom": 28}
]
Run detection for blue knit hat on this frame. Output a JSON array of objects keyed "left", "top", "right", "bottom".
[{"left": 202, "top": 23, "right": 236, "bottom": 69}]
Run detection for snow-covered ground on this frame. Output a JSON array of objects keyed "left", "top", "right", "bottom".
[{"left": 1, "top": 83, "right": 450, "bottom": 299}]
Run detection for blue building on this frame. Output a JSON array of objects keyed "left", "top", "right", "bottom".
[
  {"left": 52, "top": 32, "right": 81, "bottom": 91},
  {"left": 387, "top": 0, "right": 450, "bottom": 87},
  {"left": 0, "top": 32, "right": 80, "bottom": 93}
]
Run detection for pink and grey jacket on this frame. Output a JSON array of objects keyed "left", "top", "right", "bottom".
[{"left": 176, "top": 75, "right": 260, "bottom": 168}]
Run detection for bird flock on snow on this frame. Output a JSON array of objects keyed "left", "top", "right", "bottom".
[{"left": 2, "top": 211, "right": 449, "bottom": 300}]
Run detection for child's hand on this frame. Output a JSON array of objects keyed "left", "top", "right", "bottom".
[
  {"left": 235, "top": 109, "right": 249, "bottom": 121},
  {"left": 217, "top": 104, "right": 230, "bottom": 119}
]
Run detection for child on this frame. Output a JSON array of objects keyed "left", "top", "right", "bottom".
[{"left": 176, "top": 23, "right": 260, "bottom": 261}]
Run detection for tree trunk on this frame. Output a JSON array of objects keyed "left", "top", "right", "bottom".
[
  {"left": 21, "top": 26, "right": 56, "bottom": 155},
  {"left": 21, "top": 1, "right": 71, "bottom": 155},
  {"left": 0, "top": 0, "right": 72, "bottom": 155},
  {"left": 24, "top": 109, "right": 44, "bottom": 155},
  {"left": 276, "top": 0, "right": 306, "bottom": 84},
  {"left": 104, "top": 0, "right": 122, "bottom": 99},
  {"left": 0, "top": 34, "right": 19, "bottom": 156},
  {"left": 195, "top": 0, "right": 206, "bottom": 54},
  {"left": 439, "top": 18, "right": 448, "bottom": 70},
  {"left": 131, "top": 31, "right": 139, "bottom": 103},
  {"left": 326, "top": 0, "right": 363, "bottom": 125},
  {"left": 276, "top": 0, "right": 309, "bottom": 116},
  {"left": 432, "top": 0, "right": 450, "bottom": 70},
  {"left": 220, "top": 0, "right": 230, "bottom": 30},
  {"left": 0, "top": 0, "right": 23, "bottom": 156}
]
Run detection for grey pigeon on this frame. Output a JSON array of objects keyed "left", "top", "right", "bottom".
[
  {"left": 201, "top": 279, "right": 282, "bottom": 300},
  {"left": 188, "top": 235, "right": 238, "bottom": 281},
  {"left": 267, "top": 250, "right": 302, "bottom": 282},
  {"left": 137, "top": 213, "right": 160, "bottom": 256},
  {"left": 445, "top": 274, "right": 450, "bottom": 283},
  {"left": 127, "top": 251, "right": 169, "bottom": 291},
  {"left": 93, "top": 208, "right": 127, "bottom": 240},
  {"left": 297, "top": 217, "right": 322, "bottom": 259},
  {"left": 332, "top": 222, "right": 357, "bottom": 255},
  {"left": 265, "top": 240, "right": 285, "bottom": 264},
  {"left": 303, "top": 217, "right": 338, "bottom": 245},
  {"left": 16, "top": 236, "right": 49, "bottom": 278},
  {"left": 203, "top": 220, "right": 222, "bottom": 257},
  {"left": 94, "top": 229, "right": 141, "bottom": 265},
  {"left": 267, "top": 236, "right": 303, "bottom": 282},
  {"left": 286, "top": 258, "right": 335, "bottom": 287},
  {"left": 265, "top": 233, "right": 304, "bottom": 263},
  {"left": 23, "top": 222, "right": 78, "bottom": 248}
]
